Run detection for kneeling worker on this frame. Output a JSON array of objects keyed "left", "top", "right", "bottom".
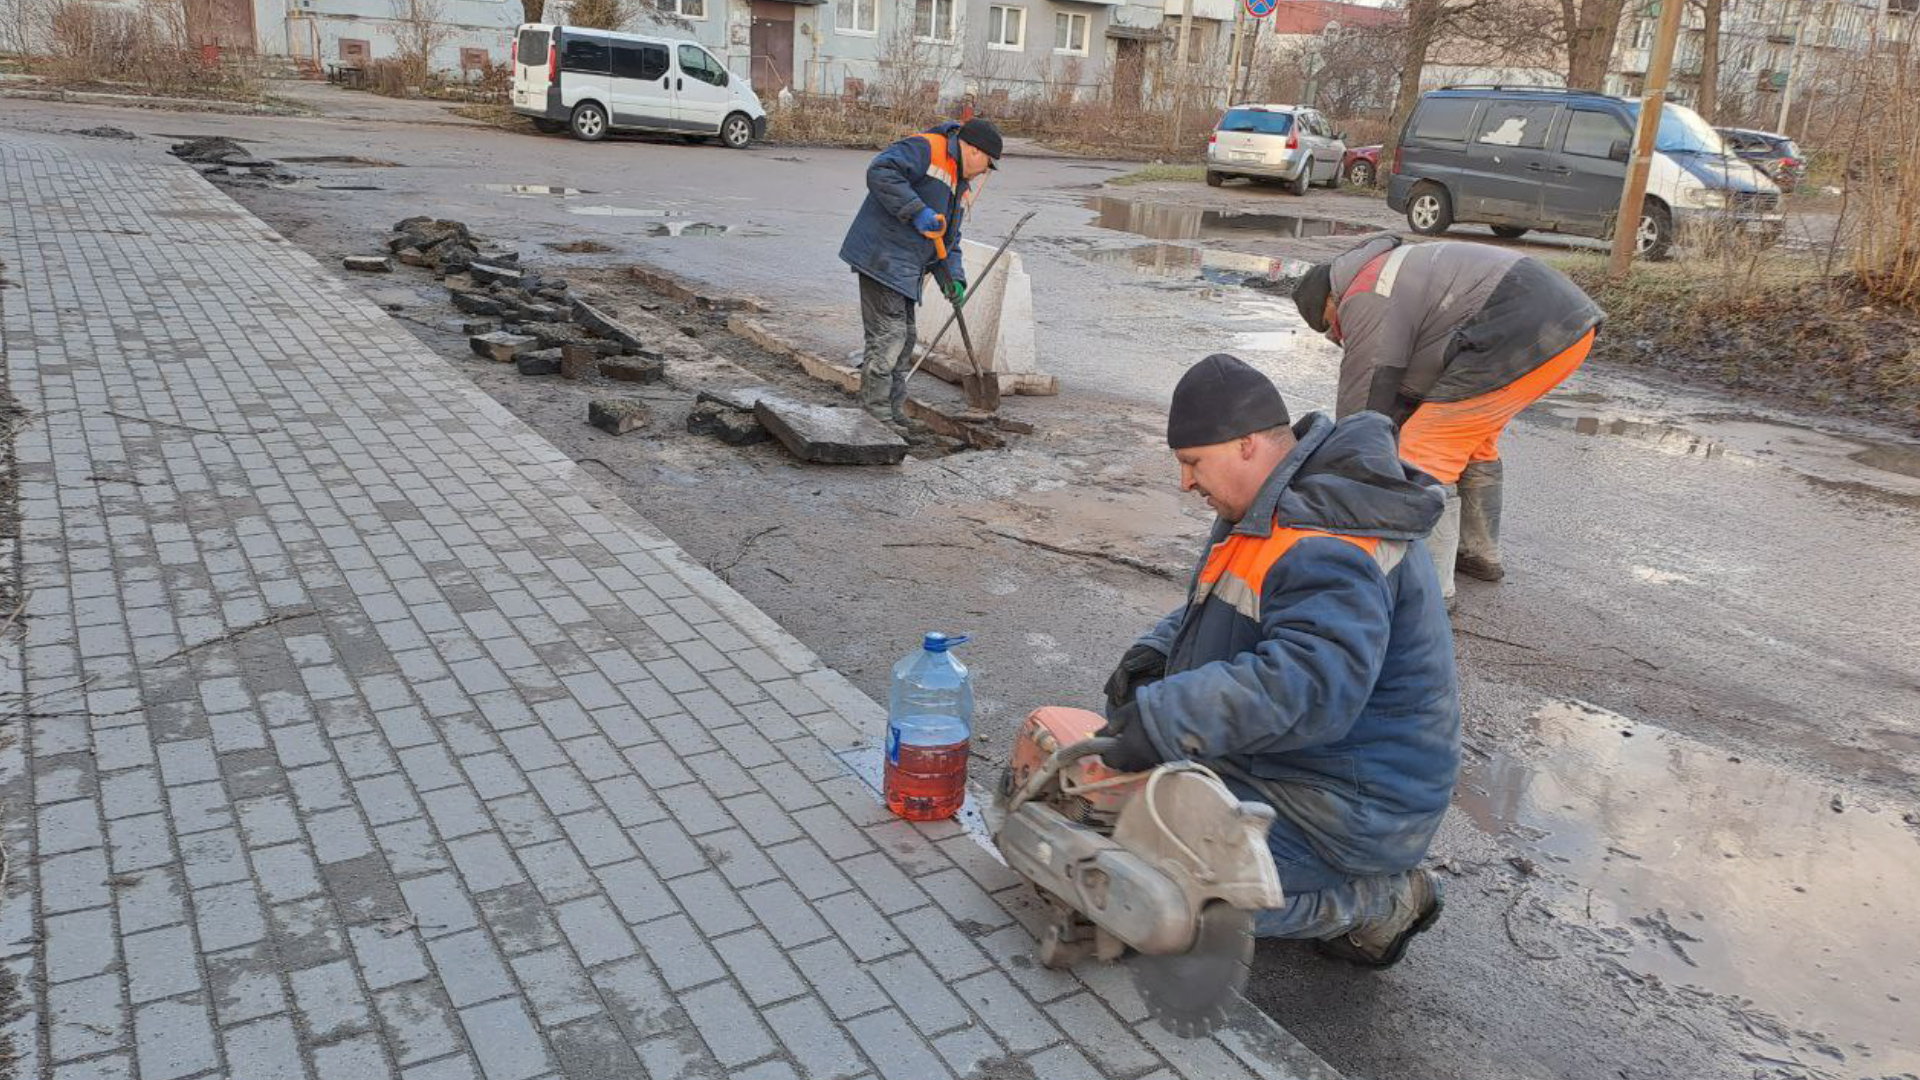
[
  {"left": 1292, "top": 238, "right": 1604, "bottom": 597},
  {"left": 1100, "top": 354, "right": 1460, "bottom": 966}
]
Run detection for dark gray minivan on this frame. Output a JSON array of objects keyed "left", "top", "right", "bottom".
[{"left": 1386, "top": 86, "right": 1783, "bottom": 260}]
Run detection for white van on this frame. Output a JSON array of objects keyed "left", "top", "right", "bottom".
[{"left": 510, "top": 23, "right": 767, "bottom": 149}]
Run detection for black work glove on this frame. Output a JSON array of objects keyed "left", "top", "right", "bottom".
[
  {"left": 1097, "top": 699, "right": 1163, "bottom": 774},
  {"left": 1103, "top": 644, "right": 1167, "bottom": 711}
]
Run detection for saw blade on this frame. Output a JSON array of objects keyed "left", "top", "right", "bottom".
[{"left": 1132, "top": 903, "right": 1256, "bottom": 1039}]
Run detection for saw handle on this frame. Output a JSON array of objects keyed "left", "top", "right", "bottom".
[{"left": 1008, "top": 736, "right": 1118, "bottom": 813}]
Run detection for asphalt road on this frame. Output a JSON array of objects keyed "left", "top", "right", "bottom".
[{"left": 6, "top": 92, "right": 1917, "bottom": 1080}]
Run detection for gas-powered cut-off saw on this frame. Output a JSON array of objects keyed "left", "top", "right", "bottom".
[{"left": 992, "top": 707, "right": 1283, "bottom": 1038}]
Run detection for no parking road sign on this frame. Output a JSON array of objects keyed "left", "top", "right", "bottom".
[{"left": 1245, "top": 0, "right": 1277, "bottom": 16}]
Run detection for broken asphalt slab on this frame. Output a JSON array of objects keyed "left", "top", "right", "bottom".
[
  {"left": 754, "top": 397, "right": 908, "bottom": 465},
  {"left": 588, "top": 397, "right": 647, "bottom": 434}
]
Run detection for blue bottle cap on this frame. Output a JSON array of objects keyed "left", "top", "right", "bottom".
[{"left": 923, "top": 632, "right": 970, "bottom": 652}]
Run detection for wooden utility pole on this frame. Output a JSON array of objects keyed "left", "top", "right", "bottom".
[
  {"left": 1775, "top": 0, "right": 1806, "bottom": 132},
  {"left": 1608, "top": 0, "right": 1688, "bottom": 275},
  {"left": 1227, "top": 4, "right": 1247, "bottom": 106}
]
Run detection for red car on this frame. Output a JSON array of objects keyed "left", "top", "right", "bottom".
[{"left": 1341, "top": 145, "right": 1383, "bottom": 187}]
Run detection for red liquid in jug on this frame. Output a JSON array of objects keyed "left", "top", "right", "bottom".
[{"left": 884, "top": 738, "right": 969, "bottom": 821}]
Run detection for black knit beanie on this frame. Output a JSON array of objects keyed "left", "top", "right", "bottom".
[{"left": 1167, "top": 354, "right": 1291, "bottom": 449}]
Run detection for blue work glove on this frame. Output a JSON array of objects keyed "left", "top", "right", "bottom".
[
  {"left": 1096, "top": 699, "right": 1162, "bottom": 774},
  {"left": 944, "top": 280, "right": 967, "bottom": 305},
  {"left": 912, "top": 206, "right": 942, "bottom": 234}
]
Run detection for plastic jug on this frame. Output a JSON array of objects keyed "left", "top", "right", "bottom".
[{"left": 884, "top": 632, "right": 973, "bottom": 821}]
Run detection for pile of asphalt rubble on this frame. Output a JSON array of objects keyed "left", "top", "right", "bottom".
[
  {"left": 168, "top": 136, "right": 297, "bottom": 184},
  {"left": 347, "top": 218, "right": 909, "bottom": 465}
]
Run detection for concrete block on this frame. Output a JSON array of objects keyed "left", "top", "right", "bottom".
[
  {"left": 450, "top": 290, "right": 502, "bottom": 316},
  {"left": 588, "top": 399, "right": 646, "bottom": 436},
  {"left": 685, "top": 401, "right": 768, "bottom": 445},
  {"left": 516, "top": 350, "right": 562, "bottom": 377},
  {"left": 754, "top": 399, "right": 907, "bottom": 466},
  {"left": 599, "top": 357, "right": 664, "bottom": 384},
  {"left": 571, "top": 298, "right": 646, "bottom": 349},
  {"left": 343, "top": 255, "right": 392, "bottom": 273},
  {"left": 468, "top": 262, "right": 523, "bottom": 288},
  {"left": 561, "top": 344, "right": 596, "bottom": 380},
  {"left": 469, "top": 332, "right": 537, "bottom": 363}
]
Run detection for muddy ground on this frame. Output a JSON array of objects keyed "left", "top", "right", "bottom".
[{"left": 5, "top": 98, "right": 1919, "bottom": 1080}]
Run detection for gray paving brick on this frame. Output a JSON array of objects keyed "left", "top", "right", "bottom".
[
  {"left": 518, "top": 840, "right": 598, "bottom": 904},
  {"left": 548, "top": 1013, "right": 644, "bottom": 1078},
  {"left": 270, "top": 895, "right": 349, "bottom": 966},
  {"left": 45, "top": 907, "right": 118, "bottom": 984},
  {"left": 510, "top": 947, "right": 602, "bottom": 1026},
  {"left": 765, "top": 996, "right": 867, "bottom": 1080},
  {"left": 293, "top": 958, "right": 377, "bottom": 1039},
  {"left": 310, "top": 806, "right": 377, "bottom": 864},
  {"left": 789, "top": 938, "right": 890, "bottom": 1021},
  {"left": 835, "top": 851, "right": 924, "bottom": 913},
  {"left": 889, "top": 906, "right": 991, "bottom": 979},
  {"left": 638, "top": 1028, "right": 727, "bottom": 1080},
  {"left": 741, "top": 880, "right": 834, "bottom": 950},
  {"left": 50, "top": 1055, "right": 133, "bottom": 1080},
  {"left": 590, "top": 956, "right": 686, "bottom": 1042},
  {"left": 288, "top": 763, "right": 354, "bottom": 814},
  {"left": 426, "top": 929, "right": 516, "bottom": 1008},
  {"left": 41, "top": 848, "right": 110, "bottom": 914},
  {"left": 978, "top": 925, "right": 1079, "bottom": 1004},
  {"left": 664, "top": 785, "right": 734, "bottom": 837},
  {"left": 634, "top": 913, "right": 725, "bottom": 990},
  {"left": 447, "top": 833, "right": 525, "bottom": 894},
  {"left": 525, "top": 766, "right": 596, "bottom": 817},
  {"left": 376, "top": 985, "right": 465, "bottom": 1066},
  {"left": 357, "top": 774, "right": 426, "bottom": 827},
  {"left": 629, "top": 819, "right": 709, "bottom": 880},
  {"left": 845, "top": 1009, "right": 954, "bottom": 1080},
  {"left": 917, "top": 867, "right": 1016, "bottom": 931},
  {"left": 1139, "top": 1020, "right": 1263, "bottom": 1080},
  {"left": 460, "top": 998, "right": 555, "bottom": 1080},
  {"left": 49, "top": 972, "right": 127, "bottom": 1061},
  {"left": 39, "top": 798, "right": 105, "bottom": 855},
  {"left": 694, "top": 829, "right": 779, "bottom": 890},
  {"left": 399, "top": 873, "right": 481, "bottom": 939},
  {"left": 932, "top": 1026, "right": 1004, "bottom": 1078},
  {"left": 181, "top": 826, "right": 250, "bottom": 888},
  {"left": 594, "top": 858, "right": 676, "bottom": 925},
  {"left": 207, "top": 944, "right": 289, "bottom": 1025},
  {"left": 490, "top": 794, "right": 562, "bottom": 849},
  {"left": 133, "top": 997, "right": 219, "bottom": 1080},
  {"left": 195, "top": 879, "right": 268, "bottom": 951},
  {"left": 668, "top": 870, "right": 755, "bottom": 936},
  {"left": 100, "top": 770, "right": 164, "bottom": 820},
  {"left": 791, "top": 805, "right": 877, "bottom": 861},
  {"left": 557, "top": 808, "right": 637, "bottom": 867},
  {"left": 815, "top": 892, "right": 909, "bottom": 963},
  {"left": 124, "top": 923, "right": 200, "bottom": 1003},
  {"left": 422, "top": 786, "right": 491, "bottom": 840},
  {"left": 711, "top": 927, "right": 807, "bottom": 1007},
  {"left": 378, "top": 818, "right": 452, "bottom": 877},
  {"left": 1044, "top": 993, "right": 1159, "bottom": 1077},
  {"left": 554, "top": 895, "right": 638, "bottom": 968},
  {"left": 350, "top": 921, "right": 434, "bottom": 990},
  {"left": 223, "top": 1014, "right": 314, "bottom": 1080},
  {"left": 955, "top": 969, "right": 1062, "bottom": 1053},
  {"left": 680, "top": 980, "right": 777, "bottom": 1068},
  {"left": 622, "top": 742, "right": 695, "bottom": 789},
  {"left": 237, "top": 794, "right": 304, "bottom": 848},
  {"left": 874, "top": 951, "right": 974, "bottom": 1036},
  {"left": 459, "top": 752, "right": 529, "bottom": 800},
  {"left": 313, "top": 1034, "right": 396, "bottom": 1080}
]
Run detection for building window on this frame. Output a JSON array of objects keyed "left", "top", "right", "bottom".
[
  {"left": 836, "top": 0, "right": 875, "bottom": 35},
  {"left": 915, "top": 0, "right": 955, "bottom": 42},
  {"left": 988, "top": 5, "right": 1025, "bottom": 48},
  {"left": 1054, "top": 10, "right": 1088, "bottom": 54},
  {"left": 669, "top": 0, "right": 706, "bottom": 18},
  {"left": 1184, "top": 23, "right": 1205, "bottom": 62}
]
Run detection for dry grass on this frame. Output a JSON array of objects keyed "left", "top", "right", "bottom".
[{"left": 13, "top": 0, "right": 263, "bottom": 99}]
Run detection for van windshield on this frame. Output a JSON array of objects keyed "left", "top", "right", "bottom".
[
  {"left": 1218, "top": 110, "right": 1293, "bottom": 136},
  {"left": 1631, "top": 102, "right": 1726, "bottom": 155}
]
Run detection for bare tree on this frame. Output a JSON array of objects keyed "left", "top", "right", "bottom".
[
  {"left": 568, "top": 0, "right": 643, "bottom": 29},
  {"left": 0, "top": 0, "right": 42, "bottom": 68},
  {"left": 1695, "top": 0, "right": 1721, "bottom": 120},
  {"left": 1561, "top": 0, "right": 1632, "bottom": 90},
  {"left": 522, "top": 0, "right": 544, "bottom": 24},
  {"left": 390, "top": 0, "right": 453, "bottom": 83}
]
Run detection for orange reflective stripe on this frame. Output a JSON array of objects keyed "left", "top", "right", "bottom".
[
  {"left": 917, "top": 132, "right": 958, "bottom": 192},
  {"left": 1399, "top": 327, "right": 1597, "bottom": 483},
  {"left": 1195, "top": 524, "right": 1382, "bottom": 618}
]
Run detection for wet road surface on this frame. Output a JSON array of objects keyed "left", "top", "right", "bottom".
[{"left": 5, "top": 97, "right": 1917, "bottom": 1080}]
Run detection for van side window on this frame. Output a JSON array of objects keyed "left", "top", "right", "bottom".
[
  {"left": 562, "top": 37, "right": 611, "bottom": 74},
  {"left": 1563, "top": 109, "right": 1631, "bottom": 158},
  {"left": 613, "top": 43, "right": 669, "bottom": 81},
  {"left": 1473, "top": 102, "right": 1557, "bottom": 149},
  {"left": 1409, "top": 98, "right": 1476, "bottom": 142},
  {"left": 678, "top": 44, "right": 725, "bottom": 86},
  {"left": 516, "top": 28, "right": 550, "bottom": 64}
]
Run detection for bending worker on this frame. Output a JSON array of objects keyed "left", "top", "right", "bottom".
[
  {"left": 1100, "top": 354, "right": 1459, "bottom": 967},
  {"left": 1292, "top": 238, "right": 1603, "bottom": 598},
  {"left": 838, "top": 117, "right": 1002, "bottom": 426}
]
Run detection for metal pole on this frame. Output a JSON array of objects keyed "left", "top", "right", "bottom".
[
  {"left": 1171, "top": 0, "right": 1196, "bottom": 148},
  {"left": 1226, "top": 5, "right": 1246, "bottom": 107},
  {"left": 1608, "top": 0, "right": 1688, "bottom": 276}
]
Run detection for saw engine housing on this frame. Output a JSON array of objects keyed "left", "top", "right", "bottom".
[{"left": 995, "top": 707, "right": 1283, "bottom": 966}]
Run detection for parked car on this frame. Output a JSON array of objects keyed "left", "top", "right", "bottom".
[
  {"left": 1716, "top": 127, "right": 1806, "bottom": 192},
  {"left": 1205, "top": 104, "right": 1348, "bottom": 195},
  {"left": 510, "top": 23, "right": 767, "bottom": 149},
  {"left": 1341, "top": 144, "right": 1383, "bottom": 186},
  {"left": 1386, "top": 86, "right": 1783, "bottom": 260}
]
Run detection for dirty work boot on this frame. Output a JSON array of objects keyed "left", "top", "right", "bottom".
[
  {"left": 1316, "top": 868, "right": 1444, "bottom": 969},
  {"left": 1455, "top": 460, "right": 1505, "bottom": 582},
  {"left": 1426, "top": 484, "right": 1460, "bottom": 603}
]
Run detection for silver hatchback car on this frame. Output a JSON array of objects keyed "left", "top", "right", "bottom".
[{"left": 1205, "top": 104, "right": 1348, "bottom": 196}]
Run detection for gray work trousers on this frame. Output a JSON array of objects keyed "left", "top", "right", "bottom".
[{"left": 857, "top": 272, "right": 915, "bottom": 422}]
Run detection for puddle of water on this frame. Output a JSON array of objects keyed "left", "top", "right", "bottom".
[
  {"left": 1557, "top": 414, "right": 1739, "bottom": 463},
  {"left": 1848, "top": 443, "right": 1920, "bottom": 481},
  {"left": 565, "top": 205, "right": 680, "bottom": 218},
  {"left": 1084, "top": 195, "right": 1380, "bottom": 243},
  {"left": 1083, "top": 243, "right": 1314, "bottom": 288},
  {"left": 1459, "top": 700, "right": 1920, "bottom": 1069},
  {"left": 481, "top": 183, "right": 589, "bottom": 196},
  {"left": 283, "top": 155, "right": 400, "bottom": 167}
]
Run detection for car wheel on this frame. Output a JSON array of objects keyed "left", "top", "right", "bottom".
[
  {"left": 1289, "top": 162, "right": 1310, "bottom": 196},
  {"left": 1407, "top": 183, "right": 1453, "bottom": 235},
  {"left": 532, "top": 119, "right": 566, "bottom": 134},
  {"left": 1635, "top": 200, "right": 1674, "bottom": 261},
  {"left": 721, "top": 112, "right": 754, "bottom": 150},
  {"left": 1348, "top": 160, "right": 1374, "bottom": 187},
  {"left": 1205, "top": 169, "right": 1224, "bottom": 188},
  {"left": 570, "top": 102, "right": 608, "bottom": 142},
  {"left": 1491, "top": 225, "right": 1530, "bottom": 239}
]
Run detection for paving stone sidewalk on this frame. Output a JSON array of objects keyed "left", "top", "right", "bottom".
[{"left": 0, "top": 140, "right": 1337, "bottom": 1080}]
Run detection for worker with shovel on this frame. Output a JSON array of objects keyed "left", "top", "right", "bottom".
[
  {"left": 1099, "top": 355, "right": 1460, "bottom": 967},
  {"left": 1292, "top": 237, "right": 1604, "bottom": 601},
  {"left": 838, "top": 117, "right": 1002, "bottom": 427}
]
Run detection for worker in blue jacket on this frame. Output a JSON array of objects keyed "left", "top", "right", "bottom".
[
  {"left": 838, "top": 118, "right": 1001, "bottom": 424},
  {"left": 1100, "top": 354, "right": 1462, "bottom": 967}
]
